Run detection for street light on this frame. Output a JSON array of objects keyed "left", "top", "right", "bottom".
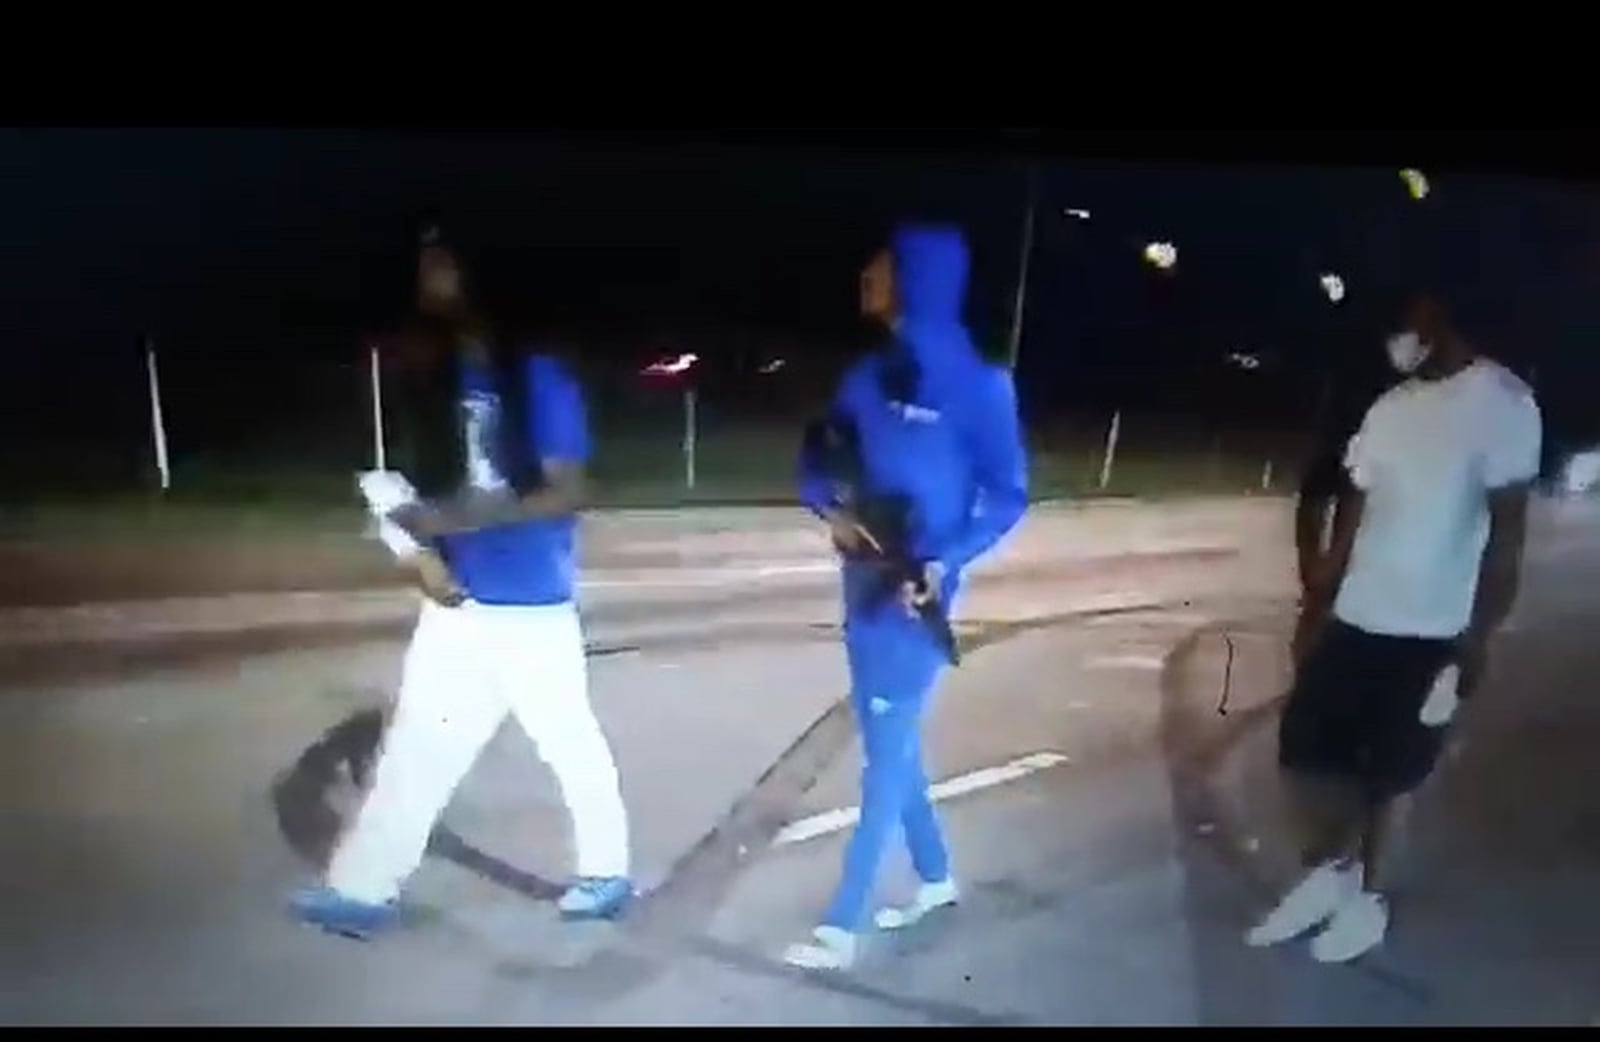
[
  {"left": 1063, "top": 208, "right": 1091, "bottom": 221},
  {"left": 1399, "top": 168, "right": 1429, "bottom": 200},
  {"left": 1143, "top": 241, "right": 1178, "bottom": 271},
  {"left": 1319, "top": 273, "right": 1346, "bottom": 303}
]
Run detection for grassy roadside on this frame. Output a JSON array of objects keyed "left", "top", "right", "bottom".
[{"left": 0, "top": 448, "right": 1290, "bottom": 542}]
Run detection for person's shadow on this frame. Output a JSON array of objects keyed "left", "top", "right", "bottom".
[{"left": 270, "top": 704, "right": 563, "bottom": 903}]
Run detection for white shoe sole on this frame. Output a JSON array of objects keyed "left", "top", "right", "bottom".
[
  {"left": 782, "top": 926, "right": 857, "bottom": 972},
  {"left": 782, "top": 943, "right": 854, "bottom": 972},
  {"left": 1244, "top": 866, "right": 1360, "bottom": 948},
  {"left": 1310, "top": 906, "right": 1388, "bottom": 963},
  {"left": 875, "top": 886, "right": 960, "bottom": 931}
]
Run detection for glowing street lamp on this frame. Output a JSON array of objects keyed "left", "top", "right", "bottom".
[
  {"left": 1063, "top": 208, "right": 1091, "bottom": 220},
  {"left": 1319, "top": 273, "right": 1346, "bottom": 303},
  {"left": 1143, "top": 241, "right": 1178, "bottom": 271},
  {"left": 1399, "top": 168, "right": 1429, "bottom": 201}
]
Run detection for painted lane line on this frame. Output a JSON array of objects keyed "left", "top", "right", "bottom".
[
  {"left": 1084, "top": 653, "right": 1167, "bottom": 670},
  {"left": 771, "top": 751, "right": 1070, "bottom": 848}
]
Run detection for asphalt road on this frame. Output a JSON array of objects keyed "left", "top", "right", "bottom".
[{"left": 1, "top": 497, "right": 1594, "bottom": 1024}]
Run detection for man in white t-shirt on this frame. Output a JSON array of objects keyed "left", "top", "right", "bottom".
[{"left": 1247, "top": 294, "right": 1542, "bottom": 964}]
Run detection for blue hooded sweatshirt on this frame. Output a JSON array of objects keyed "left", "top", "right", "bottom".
[{"left": 798, "top": 224, "right": 1029, "bottom": 602}]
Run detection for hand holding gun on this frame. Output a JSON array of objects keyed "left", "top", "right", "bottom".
[
  {"left": 853, "top": 498, "right": 961, "bottom": 667},
  {"left": 803, "top": 417, "right": 961, "bottom": 666}
]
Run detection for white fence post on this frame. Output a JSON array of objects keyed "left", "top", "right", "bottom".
[
  {"left": 1097, "top": 410, "right": 1122, "bottom": 491},
  {"left": 683, "top": 387, "right": 698, "bottom": 491},
  {"left": 368, "top": 343, "right": 387, "bottom": 471},
  {"left": 145, "top": 338, "right": 171, "bottom": 492}
]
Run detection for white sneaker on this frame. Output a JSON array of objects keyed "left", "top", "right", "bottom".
[
  {"left": 1245, "top": 861, "right": 1362, "bottom": 948},
  {"left": 781, "top": 925, "right": 858, "bottom": 971},
  {"left": 875, "top": 878, "right": 960, "bottom": 930},
  {"left": 1310, "top": 890, "right": 1389, "bottom": 964}
]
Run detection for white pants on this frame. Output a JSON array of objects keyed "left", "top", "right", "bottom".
[{"left": 326, "top": 599, "right": 630, "bottom": 904}]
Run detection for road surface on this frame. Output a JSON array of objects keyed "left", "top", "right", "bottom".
[{"left": 0, "top": 497, "right": 1595, "bottom": 1024}]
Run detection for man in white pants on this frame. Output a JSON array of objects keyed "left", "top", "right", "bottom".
[{"left": 290, "top": 228, "right": 632, "bottom": 939}]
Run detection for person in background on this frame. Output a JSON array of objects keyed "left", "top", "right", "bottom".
[
  {"left": 289, "top": 226, "right": 634, "bottom": 938},
  {"left": 784, "top": 224, "right": 1029, "bottom": 972},
  {"left": 1248, "top": 293, "right": 1540, "bottom": 963}
]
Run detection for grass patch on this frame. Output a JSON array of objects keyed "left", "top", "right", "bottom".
[{"left": 0, "top": 423, "right": 1299, "bottom": 540}]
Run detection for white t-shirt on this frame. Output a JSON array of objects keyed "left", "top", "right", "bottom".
[{"left": 1333, "top": 359, "right": 1542, "bottom": 639}]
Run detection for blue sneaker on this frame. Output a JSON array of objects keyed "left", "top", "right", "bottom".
[
  {"left": 557, "top": 876, "right": 633, "bottom": 921},
  {"left": 289, "top": 885, "right": 400, "bottom": 940}
]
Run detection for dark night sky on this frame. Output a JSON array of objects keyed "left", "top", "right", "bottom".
[{"left": 3, "top": 129, "right": 1597, "bottom": 444}]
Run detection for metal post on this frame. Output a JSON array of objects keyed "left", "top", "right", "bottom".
[
  {"left": 368, "top": 343, "right": 387, "bottom": 471},
  {"left": 684, "top": 387, "right": 698, "bottom": 491},
  {"left": 1097, "top": 410, "right": 1121, "bottom": 491},
  {"left": 145, "top": 338, "right": 171, "bottom": 492},
  {"left": 1006, "top": 165, "right": 1040, "bottom": 369}
]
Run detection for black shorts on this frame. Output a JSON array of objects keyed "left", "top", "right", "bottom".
[{"left": 1278, "top": 618, "right": 1459, "bottom": 802}]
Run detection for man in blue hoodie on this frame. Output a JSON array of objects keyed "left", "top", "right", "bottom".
[
  {"left": 288, "top": 229, "right": 634, "bottom": 938},
  {"left": 784, "top": 224, "right": 1030, "bottom": 971}
]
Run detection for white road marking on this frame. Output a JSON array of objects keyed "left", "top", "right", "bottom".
[
  {"left": 1085, "top": 654, "right": 1166, "bottom": 670},
  {"left": 771, "top": 752, "right": 1070, "bottom": 848}
]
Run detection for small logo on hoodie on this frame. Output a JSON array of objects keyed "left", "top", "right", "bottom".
[
  {"left": 461, "top": 391, "right": 508, "bottom": 492},
  {"left": 892, "top": 401, "right": 942, "bottom": 425}
]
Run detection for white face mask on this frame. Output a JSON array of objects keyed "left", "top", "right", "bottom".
[{"left": 1386, "top": 331, "right": 1431, "bottom": 374}]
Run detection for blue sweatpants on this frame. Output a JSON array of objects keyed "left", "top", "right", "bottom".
[{"left": 822, "top": 564, "right": 956, "bottom": 933}]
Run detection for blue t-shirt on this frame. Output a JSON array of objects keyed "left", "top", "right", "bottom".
[{"left": 435, "top": 353, "right": 589, "bottom": 606}]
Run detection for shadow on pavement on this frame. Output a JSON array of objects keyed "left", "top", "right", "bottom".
[
  {"left": 1158, "top": 618, "right": 1437, "bottom": 1025},
  {"left": 269, "top": 704, "right": 566, "bottom": 902},
  {"left": 270, "top": 704, "right": 387, "bottom": 869}
]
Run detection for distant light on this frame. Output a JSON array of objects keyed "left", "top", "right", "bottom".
[
  {"left": 1226, "top": 351, "right": 1262, "bottom": 371},
  {"left": 1400, "top": 168, "right": 1429, "bottom": 200},
  {"left": 1319, "top": 273, "right": 1346, "bottom": 303},
  {"left": 1562, "top": 447, "right": 1600, "bottom": 496},
  {"left": 1063, "top": 208, "right": 1092, "bottom": 220},
  {"left": 641, "top": 352, "right": 699, "bottom": 377},
  {"left": 1143, "top": 241, "right": 1178, "bottom": 270},
  {"left": 759, "top": 358, "right": 787, "bottom": 375}
]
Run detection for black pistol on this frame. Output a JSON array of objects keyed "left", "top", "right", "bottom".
[{"left": 802, "top": 416, "right": 961, "bottom": 666}]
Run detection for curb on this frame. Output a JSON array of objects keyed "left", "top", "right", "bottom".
[
  {"left": 0, "top": 563, "right": 838, "bottom": 650},
  {"left": 0, "top": 537, "right": 1253, "bottom": 651}
]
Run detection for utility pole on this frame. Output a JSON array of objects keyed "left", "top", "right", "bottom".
[{"left": 1006, "top": 164, "right": 1040, "bottom": 370}]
